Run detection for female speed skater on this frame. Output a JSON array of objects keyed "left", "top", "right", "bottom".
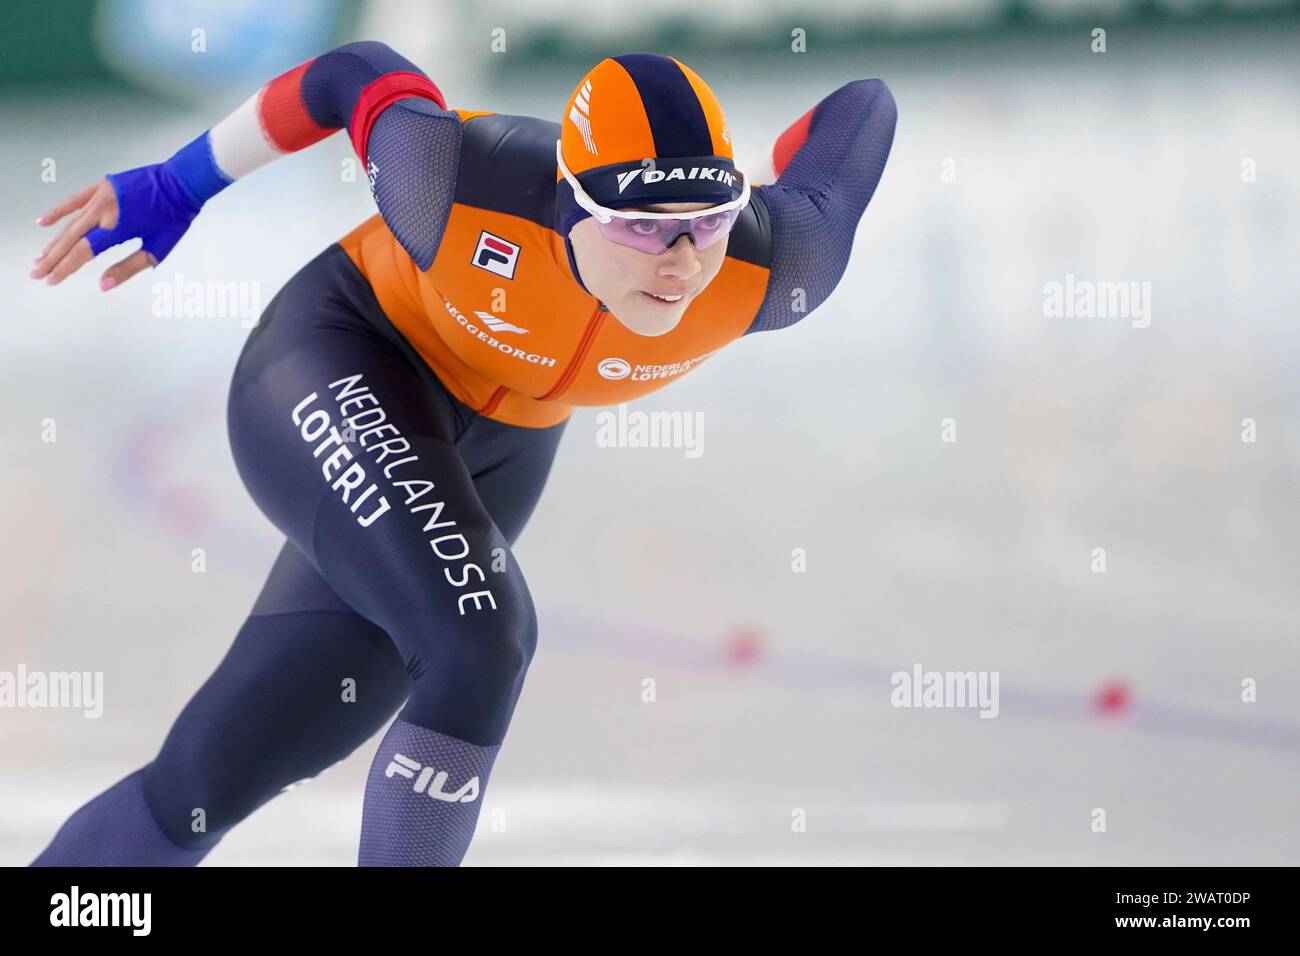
[{"left": 29, "top": 44, "right": 896, "bottom": 866}]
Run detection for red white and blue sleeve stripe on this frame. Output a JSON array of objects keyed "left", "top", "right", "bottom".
[{"left": 166, "top": 41, "right": 446, "bottom": 207}]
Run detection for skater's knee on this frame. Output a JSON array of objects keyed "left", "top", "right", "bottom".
[
  {"left": 415, "top": 572, "right": 537, "bottom": 682},
  {"left": 397, "top": 566, "right": 538, "bottom": 744},
  {"left": 392, "top": 539, "right": 538, "bottom": 677},
  {"left": 144, "top": 754, "right": 298, "bottom": 851},
  {"left": 141, "top": 760, "right": 233, "bottom": 851}
]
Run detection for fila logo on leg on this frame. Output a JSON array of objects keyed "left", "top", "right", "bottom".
[
  {"left": 472, "top": 231, "right": 520, "bottom": 279},
  {"left": 385, "top": 752, "right": 480, "bottom": 804}
]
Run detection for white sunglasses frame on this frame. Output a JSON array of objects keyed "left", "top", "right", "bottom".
[{"left": 556, "top": 140, "right": 751, "bottom": 225}]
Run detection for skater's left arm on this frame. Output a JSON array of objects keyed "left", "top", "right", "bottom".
[
  {"left": 32, "top": 40, "right": 454, "bottom": 287},
  {"left": 744, "top": 79, "right": 897, "bottom": 334}
]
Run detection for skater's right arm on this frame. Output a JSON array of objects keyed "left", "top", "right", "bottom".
[
  {"left": 32, "top": 41, "right": 454, "bottom": 288},
  {"left": 743, "top": 79, "right": 897, "bottom": 334}
]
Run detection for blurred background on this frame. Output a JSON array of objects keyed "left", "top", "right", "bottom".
[{"left": 2, "top": 0, "right": 1299, "bottom": 865}]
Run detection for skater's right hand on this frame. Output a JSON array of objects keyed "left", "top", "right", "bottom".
[{"left": 32, "top": 162, "right": 203, "bottom": 291}]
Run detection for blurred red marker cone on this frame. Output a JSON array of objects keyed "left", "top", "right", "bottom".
[
  {"left": 724, "top": 626, "right": 765, "bottom": 667},
  {"left": 1094, "top": 678, "right": 1134, "bottom": 716}
]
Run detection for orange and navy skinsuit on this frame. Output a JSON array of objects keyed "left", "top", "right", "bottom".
[
  {"left": 30, "top": 44, "right": 899, "bottom": 869},
  {"left": 168, "top": 41, "right": 896, "bottom": 428}
]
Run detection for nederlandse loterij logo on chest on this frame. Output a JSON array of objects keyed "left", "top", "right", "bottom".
[{"left": 597, "top": 350, "right": 718, "bottom": 382}]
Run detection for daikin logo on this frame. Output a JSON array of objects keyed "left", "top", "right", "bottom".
[{"left": 615, "top": 164, "right": 735, "bottom": 194}]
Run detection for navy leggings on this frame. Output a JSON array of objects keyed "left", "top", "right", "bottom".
[{"left": 140, "top": 244, "right": 567, "bottom": 851}]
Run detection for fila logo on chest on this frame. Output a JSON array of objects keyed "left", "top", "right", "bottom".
[{"left": 472, "top": 230, "right": 520, "bottom": 279}]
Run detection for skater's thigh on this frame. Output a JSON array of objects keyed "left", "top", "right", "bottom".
[
  {"left": 226, "top": 246, "right": 531, "bottom": 682},
  {"left": 227, "top": 250, "right": 463, "bottom": 556}
]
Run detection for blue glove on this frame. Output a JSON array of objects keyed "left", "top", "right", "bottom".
[{"left": 84, "top": 161, "right": 203, "bottom": 265}]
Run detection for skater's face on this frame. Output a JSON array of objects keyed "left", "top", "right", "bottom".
[{"left": 568, "top": 201, "right": 729, "bottom": 337}]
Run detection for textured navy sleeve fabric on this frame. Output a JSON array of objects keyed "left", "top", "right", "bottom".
[
  {"left": 746, "top": 79, "right": 897, "bottom": 335},
  {"left": 364, "top": 98, "right": 463, "bottom": 271},
  {"left": 302, "top": 41, "right": 462, "bottom": 271}
]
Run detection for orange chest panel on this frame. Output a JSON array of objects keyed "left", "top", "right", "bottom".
[{"left": 415, "top": 203, "right": 769, "bottom": 404}]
